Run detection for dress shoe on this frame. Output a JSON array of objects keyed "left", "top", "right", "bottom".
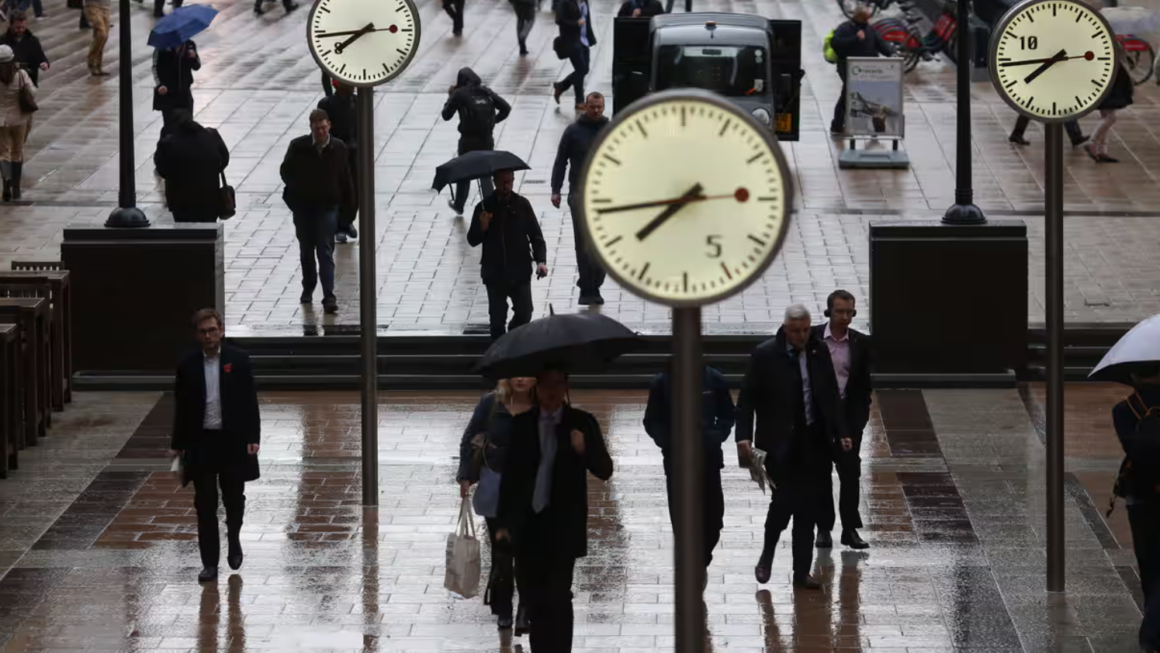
[
  {"left": 1071, "top": 134, "right": 1090, "bottom": 147},
  {"left": 815, "top": 531, "right": 833, "bottom": 548},
  {"left": 578, "top": 295, "right": 593, "bottom": 306},
  {"left": 513, "top": 605, "right": 530, "bottom": 636},
  {"left": 552, "top": 82, "right": 563, "bottom": 105},
  {"left": 591, "top": 292, "right": 605, "bottom": 305},
  {"left": 253, "top": 5, "right": 265, "bottom": 14},
  {"left": 228, "top": 554, "right": 243, "bottom": 570},
  {"left": 792, "top": 573, "right": 822, "bottom": 590},
  {"left": 496, "top": 615, "right": 513, "bottom": 630},
  {"left": 1100, "top": 154, "right": 1121, "bottom": 163},
  {"left": 285, "top": 2, "right": 300, "bottom": 12},
  {"left": 300, "top": 291, "right": 312, "bottom": 304},
  {"left": 346, "top": 224, "right": 358, "bottom": 239},
  {"left": 1008, "top": 133, "right": 1030, "bottom": 146},
  {"left": 198, "top": 567, "right": 218, "bottom": 583},
  {"left": 754, "top": 563, "right": 771, "bottom": 584},
  {"left": 841, "top": 529, "right": 869, "bottom": 550},
  {"left": 447, "top": 198, "right": 462, "bottom": 215},
  {"left": 322, "top": 297, "right": 338, "bottom": 314}
]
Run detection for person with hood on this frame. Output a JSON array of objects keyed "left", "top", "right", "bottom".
[
  {"left": 442, "top": 67, "right": 511, "bottom": 216},
  {"left": 551, "top": 92, "right": 608, "bottom": 306},
  {"left": 512, "top": 0, "right": 536, "bottom": 56},
  {"left": 617, "top": 0, "right": 662, "bottom": 17},
  {"left": 318, "top": 81, "right": 359, "bottom": 242},
  {"left": 1085, "top": 44, "right": 1134, "bottom": 164},
  {"left": 153, "top": 39, "right": 201, "bottom": 135},
  {"left": 466, "top": 168, "right": 548, "bottom": 341},
  {"left": 1111, "top": 364, "right": 1160, "bottom": 651},
  {"left": 0, "top": 13, "right": 48, "bottom": 87},
  {"left": 552, "top": 0, "right": 596, "bottom": 111},
  {"left": 154, "top": 109, "right": 230, "bottom": 223},
  {"left": 828, "top": 5, "right": 893, "bottom": 135}
]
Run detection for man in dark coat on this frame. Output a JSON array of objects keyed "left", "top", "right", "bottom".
[
  {"left": 0, "top": 13, "right": 47, "bottom": 86},
  {"left": 812, "top": 290, "right": 872, "bottom": 550},
  {"left": 617, "top": 0, "right": 662, "bottom": 17},
  {"left": 442, "top": 67, "right": 511, "bottom": 215},
  {"left": 737, "top": 304, "right": 846, "bottom": 590},
  {"left": 154, "top": 110, "right": 230, "bottom": 223},
  {"left": 829, "top": 6, "right": 893, "bottom": 134},
  {"left": 169, "top": 308, "right": 260, "bottom": 583},
  {"left": 644, "top": 363, "right": 735, "bottom": 573},
  {"left": 467, "top": 168, "right": 547, "bottom": 341},
  {"left": 551, "top": 92, "right": 608, "bottom": 306},
  {"left": 153, "top": 39, "right": 200, "bottom": 135},
  {"left": 280, "top": 109, "right": 356, "bottom": 314},
  {"left": 553, "top": 0, "right": 596, "bottom": 110},
  {"left": 496, "top": 370, "right": 613, "bottom": 653},
  {"left": 318, "top": 82, "right": 359, "bottom": 242}
]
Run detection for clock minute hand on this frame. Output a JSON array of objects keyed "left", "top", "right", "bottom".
[
  {"left": 334, "top": 23, "right": 375, "bottom": 54},
  {"left": 634, "top": 184, "right": 704, "bottom": 241},
  {"left": 1023, "top": 49, "right": 1067, "bottom": 84},
  {"left": 318, "top": 27, "right": 387, "bottom": 38},
  {"left": 1000, "top": 52, "right": 1089, "bottom": 67},
  {"left": 597, "top": 191, "right": 743, "bottom": 214}
]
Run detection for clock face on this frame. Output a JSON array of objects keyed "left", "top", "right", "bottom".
[
  {"left": 307, "top": 0, "right": 421, "bottom": 87},
  {"left": 990, "top": 0, "right": 1117, "bottom": 121},
  {"left": 577, "top": 90, "right": 792, "bottom": 307}
]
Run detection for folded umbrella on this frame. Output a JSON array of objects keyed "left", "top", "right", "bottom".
[
  {"left": 432, "top": 150, "right": 530, "bottom": 192},
  {"left": 1090, "top": 313, "right": 1160, "bottom": 385},
  {"left": 475, "top": 312, "right": 642, "bottom": 380},
  {"left": 148, "top": 5, "right": 219, "bottom": 50}
]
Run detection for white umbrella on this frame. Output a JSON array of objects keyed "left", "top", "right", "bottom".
[{"left": 1089, "top": 313, "right": 1160, "bottom": 385}]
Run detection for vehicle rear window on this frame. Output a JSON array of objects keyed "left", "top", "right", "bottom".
[{"left": 655, "top": 45, "right": 768, "bottom": 96}]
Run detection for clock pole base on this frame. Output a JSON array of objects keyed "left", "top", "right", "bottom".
[
  {"left": 869, "top": 220, "right": 1028, "bottom": 378},
  {"left": 105, "top": 206, "right": 150, "bottom": 229},
  {"left": 942, "top": 202, "right": 986, "bottom": 226}
]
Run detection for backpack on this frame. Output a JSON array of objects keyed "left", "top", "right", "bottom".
[
  {"left": 823, "top": 30, "right": 837, "bottom": 64},
  {"left": 459, "top": 89, "right": 496, "bottom": 136},
  {"left": 1108, "top": 392, "right": 1160, "bottom": 516}
]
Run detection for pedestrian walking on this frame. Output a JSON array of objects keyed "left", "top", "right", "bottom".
[
  {"left": 737, "top": 304, "right": 846, "bottom": 589},
  {"left": 496, "top": 370, "right": 614, "bottom": 653},
  {"left": 318, "top": 81, "right": 360, "bottom": 242},
  {"left": 442, "top": 67, "right": 511, "bottom": 216},
  {"left": 154, "top": 110, "right": 230, "bottom": 223},
  {"left": 812, "top": 290, "right": 872, "bottom": 551},
  {"left": 550, "top": 92, "right": 608, "bottom": 306},
  {"left": 466, "top": 168, "right": 548, "bottom": 341},
  {"left": 153, "top": 0, "right": 180, "bottom": 17},
  {"left": 1008, "top": 115, "right": 1088, "bottom": 147},
  {"left": 169, "top": 308, "right": 261, "bottom": 584},
  {"left": 828, "top": 5, "right": 892, "bottom": 135},
  {"left": 512, "top": 0, "right": 536, "bottom": 56},
  {"left": 1085, "top": 46, "right": 1133, "bottom": 164},
  {"left": 444, "top": 0, "right": 464, "bottom": 36},
  {"left": 0, "top": 13, "right": 48, "bottom": 86},
  {"left": 153, "top": 39, "right": 200, "bottom": 136},
  {"left": 2, "top": 0, "right": 43, "bottom": 20},
  {"left": 83, "top": 0, "right": 110, "bottom": 76},
  {"left": 458, "top": 377, "right": 536, "bottom": 634},
  {"left": 643, "top": 361, "right": 735, "bottom": 576},
  {"left": 253, "top": 0, "right": 298, "bottom": 16},
  {"left": 617, "top": 0, "right": 662, "bottom": 17},
  {"left": 0, "top": 45, "right": 34, "bottom": 202},
  {"left": 1110, "top": 364, "right": 1160, "bottom": 651},
  {"left": 279, "top": 109, "right": 356, "bottom": 314},
  {"left": 552, "top": 0, "right": 595, "bottom": 111}
]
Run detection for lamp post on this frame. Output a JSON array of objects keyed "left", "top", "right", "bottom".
[
  {"left": 106, "top": 0, "right": 150, "bottom": 228},
  {"left": 942, "top": 0, "right": 985, "bottom": 226}
]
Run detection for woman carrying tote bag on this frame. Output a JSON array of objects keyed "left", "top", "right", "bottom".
[{"left": 0, "top": 44, "right": 35, "bottom": 201}]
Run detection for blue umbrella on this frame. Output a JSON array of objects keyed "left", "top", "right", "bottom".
[{"left": 148, "top": 5, "right": 219, "bottom": 50}]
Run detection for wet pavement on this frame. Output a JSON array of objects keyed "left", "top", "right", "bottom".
[
  {"left": 0, "top": 0, "right": 1158, "bottom": 333},
  {"left": 0, "top": 384, "right": 1151, "bottom": 652}
]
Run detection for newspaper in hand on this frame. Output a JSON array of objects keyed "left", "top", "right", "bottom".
[{"left": 747, "top": 447, "right": 776, "bottom": 494}]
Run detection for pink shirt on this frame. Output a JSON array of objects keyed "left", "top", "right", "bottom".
[{"left": 824, "top": 323, "right": 850, "bottom": 399}]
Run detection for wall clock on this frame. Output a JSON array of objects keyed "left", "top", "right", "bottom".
[{"left": 307, "top": 0, "right": 421, "bottom": 88}]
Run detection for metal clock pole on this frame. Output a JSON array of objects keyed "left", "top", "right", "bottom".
[
  {"left": 358, "top": 86, "right": 379, "bottom": 507},
  {"left": 672, "top": 306, "right": 705, "bottom": 652},
  {"left": 1044, "top": 120, "right": 1064, "bottom": 592}
]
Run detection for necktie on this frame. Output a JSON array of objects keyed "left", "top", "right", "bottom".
[{"left": 533, "top": 414, "right": 557, "bottom": 513}]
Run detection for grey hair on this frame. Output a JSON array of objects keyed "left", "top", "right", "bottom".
[{"left": 784, "top": 304, "right": 811, "bottom": 322}]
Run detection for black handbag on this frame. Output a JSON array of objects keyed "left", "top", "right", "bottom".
[
  {"left": 17, "top": 73, "right": 36, "bottom": 114},
  {"left": 218, "top": 171, "right": 236, "bottom": 219},
  {"left": 553, "top": 35, "right": 569, "bottom": 60}
]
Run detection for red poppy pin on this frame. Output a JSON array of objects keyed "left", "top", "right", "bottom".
[{"left": 223, "top": 364, "right": 232, "bottom": 373}]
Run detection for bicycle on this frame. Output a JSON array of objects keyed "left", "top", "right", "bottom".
[
  {"left": 1116, "top": 33, "right": 1155, "bottom": 85},
  {"left": 872, "top": 9, "right": 956, "bottom": 72},
  {"left": 837, "top": 0, "right": 912, "bottom": 19}
]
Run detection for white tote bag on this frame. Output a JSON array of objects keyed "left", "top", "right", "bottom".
[{"left": 444, "top": 499, "right": 482, "bottom": 598}]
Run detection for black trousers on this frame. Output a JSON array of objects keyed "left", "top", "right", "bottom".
[
  {"left": 513, "top": 2, "right": 534, "bottom": 51},
  {"left": 484, "top": 518, "right": 520, "bottom": 617},
  {"left": 557, "top": 43, "right": 590, "bottom": 105},
  {"left": 568, "top": 193, "right": 605, "bottom": 297},
  {"left": 817, "top": 435, "right": 863, "bottom": 532},
  {"left": 453, "top": 139, "right": 494, "bottom": 214},
  {"left": 191, "top": 430, "right": 246, "bottom": 569},
  {"left": 761, "top": 443, "right": 830, "bottom": 576},
  {"left": 832, "top": 69, "right": 847, "bottom": 132},
  {"left": 444, "top": 0, "right": 464, "bottom": 33},
  {"left": 1129, "top": 503, "right": 1160, "bottom": 650},
  {"left": 485, "top": 280, "right": 533, "bottom": 340},
  {"left": 521, "top": 553, "right": 576, "bottom": 653},
  {"left": 1012, "top": 115, "right": 1083, "bottom": 143},
  {"left": 662, "top": 455, "right": 725, "bottom": 568}
]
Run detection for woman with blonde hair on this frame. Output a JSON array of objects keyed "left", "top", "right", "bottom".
[
  {"left": 0, "top": 43, "right": 34, "bottom": 201},
  {"left": 457, "top": 377, "right": 536, "bottom": 634}
]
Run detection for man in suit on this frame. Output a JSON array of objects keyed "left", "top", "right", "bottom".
[
  {"left": 169, "top": 308, "right": 261, "bottom": 583},
  {"left": 814, "top": 290, "right": 873, "bottom": 550},
  {"left": 496, "top": 370, "right": 613, "bottom": 652},
  {"left": 737, "top": 304, "right": 846, "bottom": 590}
]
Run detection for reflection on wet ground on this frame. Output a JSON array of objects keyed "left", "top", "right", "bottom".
[{"left": 0, "top": 385, "right": 1148, "bottom": 651}]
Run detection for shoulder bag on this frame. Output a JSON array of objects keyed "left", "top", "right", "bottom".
[
  {"left": 18, "top": 71, "right": 37, "bottom": 114},
  {"left": 218, "top": 171, "right": 236, "bottom": 219}
]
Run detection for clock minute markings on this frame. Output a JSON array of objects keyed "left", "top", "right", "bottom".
[
  {"left": 637, "top": 262, "right": 650, "bottom": 281},
  {"left": 683, "top": 272, "right": 689, "bottom": 293},
  {"left": 720, "top": 262, "right": 732, "bottom": 280}
]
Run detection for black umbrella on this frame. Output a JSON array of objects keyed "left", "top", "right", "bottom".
[
  {"left": 475, "top": 311, "right": 643, "bottom": 380},
  {"left": 431, "top": 150, "right": 531, "bottom": 192}
]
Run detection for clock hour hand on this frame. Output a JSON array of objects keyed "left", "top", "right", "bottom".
[
  {"left": 334, "top": 23, "right": 375, "bottom": 54},
  {"left": 634, "top": 184, "right": 704, "bottom": 241},
  {"left": 1023, "top": 49, "right": 1067, "bottom": 84}
]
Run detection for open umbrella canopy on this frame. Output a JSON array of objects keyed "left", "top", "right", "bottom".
[
  {"left": 475, "top": 312, "right": 642, "bottom": 380},
  {"left": 1090, "top": 313, "right": 1160, "bottom": 385},
  {"left": 148, "top": 5, "right": 219, "bottom": 50},
  {"left": 432, "top": 150, "right": 530, "bottom": 192}
]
